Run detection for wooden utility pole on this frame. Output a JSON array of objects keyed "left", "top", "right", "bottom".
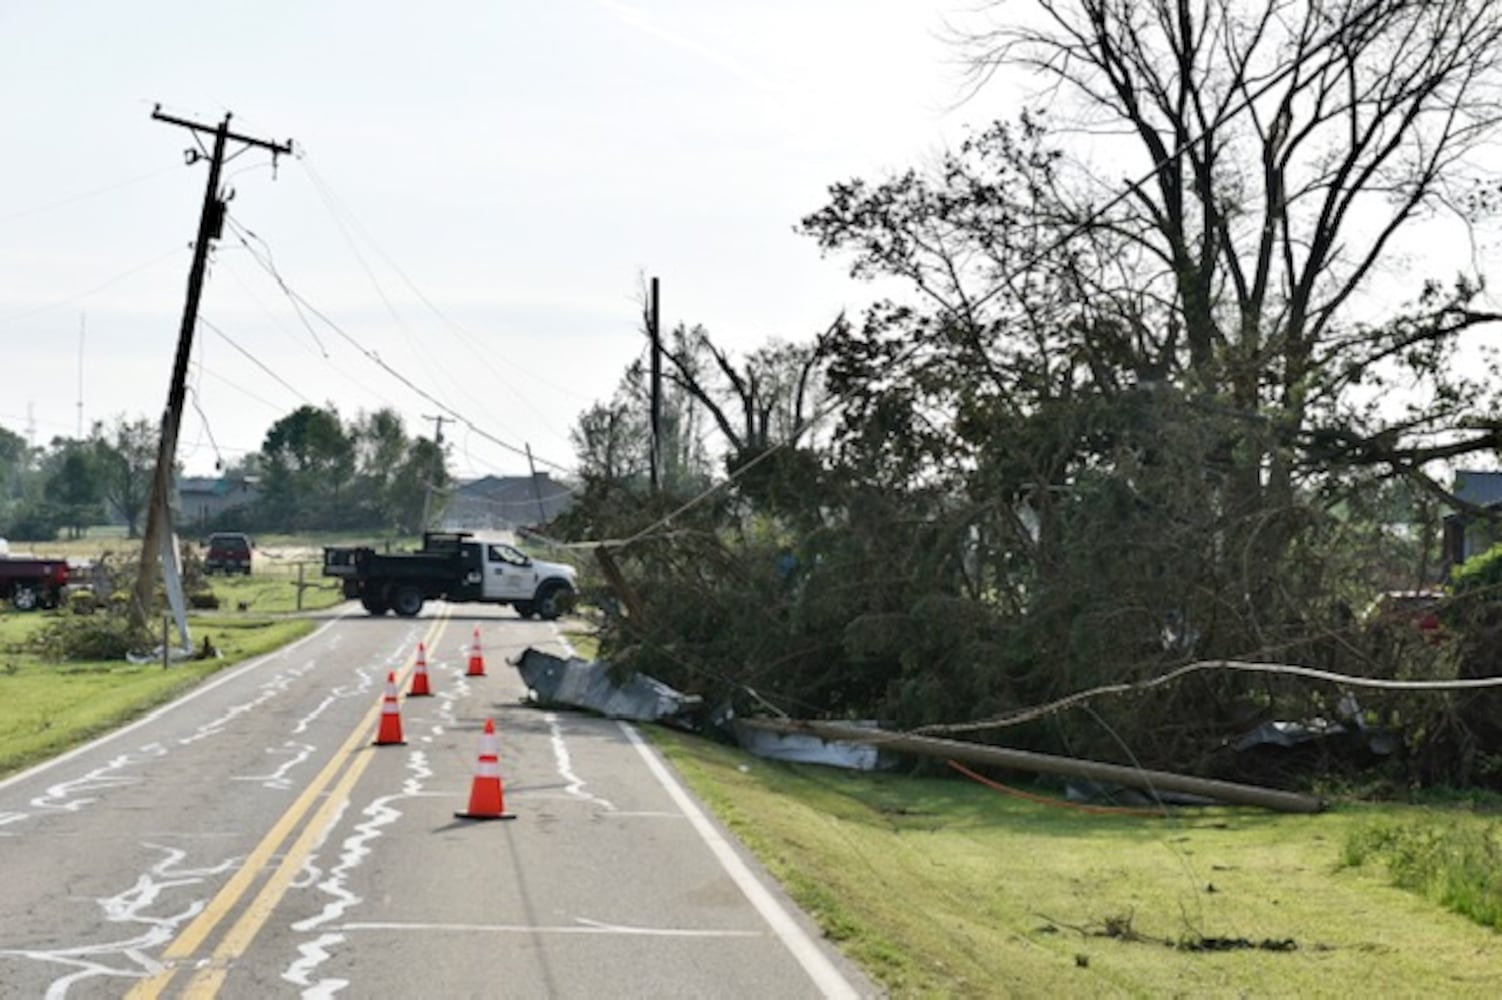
[
  {"left": 648, "top": 276, "right": 662, "bottom": 493},
  {"left": 132, "top": 108, "right": 293, "bottom": 630},
  {"left": 419, "top": 414, "right": 448, "bottom": 530},
  {"left": 736, "top": 719, "right": 1326, "bottom": 814},
  {"left": 525, "top": 443, "right": 548, "bottom": 526}
]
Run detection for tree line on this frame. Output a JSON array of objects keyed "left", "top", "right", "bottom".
[
  {"left": 0, "top": 405, "right": 447, "bottom": 541},
  {"left": 560, "top": 0, "right": 1502, "bottom": 790}
]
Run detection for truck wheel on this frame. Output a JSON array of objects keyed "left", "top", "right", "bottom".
[
  {"left": 514, "top": 601, "right": 537, "bottom": 620},
  {"left": 392, "top": 585, "right": 424, "bottom": 618},
  {"left": 361, "top": 595, "right": 390, "bottom": 615},
  {"left": 11, "top": 584, "right": 38, "bottom": 612},
  {"left": 535, "top": 584, "right": 572, "bottom": 621}
]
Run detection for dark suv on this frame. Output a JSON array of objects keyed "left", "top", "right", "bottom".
[{"left": 204, "top": 532, "right": 254, "bottom": 575}]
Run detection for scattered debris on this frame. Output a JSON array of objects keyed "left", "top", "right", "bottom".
[
  {"left": 732, "top": 717, "right": 893, "bottom": 771},
  {"left": 1178, "top": 936, "right": 1298, "bottom": 953},
  {"left": 1041, "top": 911, "right": 1299, "bottom": 954},
  {"left": 512, "top": 647, "right": 701, "bottom": 724}
]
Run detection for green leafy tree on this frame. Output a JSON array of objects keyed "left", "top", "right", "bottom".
[
  {"left": 258, "top": 405, "right": 356, "bottom": 530},
  {"left": 955, "top": 0, "right": 1502, "bottom": 552},
  {"left": 93, "top": 416, "right": 157, "bottom": 538},
  {"left": 390, "top": 435, "right": 448, "bottom": 533},
  {"left": 42, "top": 438, "right": 105, "bottom": 539}
]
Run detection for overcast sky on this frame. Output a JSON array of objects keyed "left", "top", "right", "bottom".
[{"left": 0, "top": 0, "right": 994, "bottom": 479}]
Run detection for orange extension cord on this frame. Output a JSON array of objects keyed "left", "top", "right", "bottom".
[{"left": 945, "top": 759, "right": 1172, "bottom": 817}]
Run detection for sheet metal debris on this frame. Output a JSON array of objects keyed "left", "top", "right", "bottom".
[
  {"left": 513, "top": 647, "right": 701, "bottom": 723},
  {"left": 732, "top": 718, "right": 892, "bottom": 771}
]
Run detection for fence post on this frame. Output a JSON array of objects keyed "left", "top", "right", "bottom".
[{"left": 297, "top": 562, "right": 305, "bottom": 612}]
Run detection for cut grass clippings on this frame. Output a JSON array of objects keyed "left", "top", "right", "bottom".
[
  {"left": 647, "top": 726, "right": 1502, "bottom": 998},
  {"left": 0, "top": 612, "right": 315, "bottom": 778}
]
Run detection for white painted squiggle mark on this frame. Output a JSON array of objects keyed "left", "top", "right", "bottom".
[
  {"left": 283, "top": 751, "right": 433, "bottom": 996},
  {"left": 177, "top": 657, "right": 321, "bottom": 747},
  {"left": 234, "top": 742, "right": 316, "bottom": 790},
  {"left": 293, "top": 694, "right": 339, "bottom": 735},
  {"left": 546, "top": 712, "right": 616, "bottom": 811},
  {"left": 0, "top": 843, "right": 239, "bottom": 999},
  {"left": 29, "top": 745, "right": 166, "bottom": 813},
  {"left": 283, "top": 933, "right": 348, "bottom": 998}
]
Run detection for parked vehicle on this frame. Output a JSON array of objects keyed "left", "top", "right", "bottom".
[
  {"left": 1362, "top": 589, "right": 1445, "bottom": 640},
  {"left": 0, "top": 544, "right": 70, "bottom": 611},
  {"left": 323, "top": 532, "right": 577, "bottom": 619},
  {"left": 204, "top": 532, "right": 254, "bottom": 575}
]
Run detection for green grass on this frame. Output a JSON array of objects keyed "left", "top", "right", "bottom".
[
  {"left": 561, "top": 628, "right": 599, "bottom": 659},
  {"left": 648, "top": 727, "right": 1502, "bottom": 998},
  {"left": 1343, "top": 817, "right": 1502, "bottom": 930},
  {"left": 0, "top": 611, "right": 315, "bottom": 778},
  {"left": 204, "top": 562, "right": 345, "bottom": 614}
]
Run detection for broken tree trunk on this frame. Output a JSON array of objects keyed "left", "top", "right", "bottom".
[{"left": 738, "top": 719, "right": 1325, "bottom": 814}]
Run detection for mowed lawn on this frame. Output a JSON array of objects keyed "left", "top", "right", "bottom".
[
  {"left": 651, "top": 728, "right": 1502, "bottom": 998},
  {"left": 0, "top": 613, "right": 321, "bottom": 777}
]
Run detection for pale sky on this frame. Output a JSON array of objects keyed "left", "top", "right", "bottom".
[{"left": 1, "top": 0, "right": 978, "bottom": 479}]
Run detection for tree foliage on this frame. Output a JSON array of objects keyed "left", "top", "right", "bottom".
[
  {"left": 93, "top": 416, "right": 156, "bottom": 538},
  {"left": 560, "top": 0, "right": 1502, "bottom": 789},
  {"left": 253, "top": 405, "right": 446, "bottom": 533}
]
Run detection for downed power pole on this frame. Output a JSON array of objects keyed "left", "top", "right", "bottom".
[{"left": 738, "top": 718, "right": 1325, "bottom": 814}]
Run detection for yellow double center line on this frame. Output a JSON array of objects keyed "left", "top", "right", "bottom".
[{"left": 129, "top": 612, "right": 452, "bottom": 999}]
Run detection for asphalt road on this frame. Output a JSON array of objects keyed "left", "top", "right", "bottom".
[{"left": 0, "top": 604, "right": 874, "bottom": 998}]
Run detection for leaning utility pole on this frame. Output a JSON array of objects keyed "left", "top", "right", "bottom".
[{"left": 132, "top": 108, "right": 293, "bottom": 631}]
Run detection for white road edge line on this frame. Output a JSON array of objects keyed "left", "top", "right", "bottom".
[
  {"left": 0, "top": 613, "right": 348, "bottom": 793},
  {"left": 619, "top": 721, "right": 861, "bottom": 1000}
]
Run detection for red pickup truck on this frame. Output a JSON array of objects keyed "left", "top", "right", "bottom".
[{"left": 0, "top": 555, "right": 70, "bottom": 610}]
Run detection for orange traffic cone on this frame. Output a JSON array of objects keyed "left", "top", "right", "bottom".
[
  {"left": 373, "top": 671, "right": 406, "bottom": 745},
  {"left": 409, "top": 642, "right": 433, "bottom": 697},
  {"left": 466, "top": 627, "right": 486, "bottom": 677},
  {"left": 455, "top": 719, "right": 514, "bottom": 820}
]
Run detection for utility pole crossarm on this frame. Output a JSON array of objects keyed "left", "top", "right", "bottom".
[{"left": 150, "top": 105, "right": 294, "bottom": 157}]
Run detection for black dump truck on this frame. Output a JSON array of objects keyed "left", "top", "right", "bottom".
[{"left": 323, "top": 532, "right": 578, "bottom": 619}]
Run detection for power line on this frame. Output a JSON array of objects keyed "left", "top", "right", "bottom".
[
  {"left": 0, "top": 246, "right": 184, "bottom": 326},
  {"left": 0, "top": 164, "right": 181, "bottom": 226},
  {"left": 199, "top": 315, "right": 313, "bottom": 404},
  {"left": 915, "top": 658, "right": 1502, "bottom": 739},
  {"left": 226, "top": 217, "right": 577, "bottom": 477},
  {"left": 295, "top": 151, "right": 596, "bottom": 410}
]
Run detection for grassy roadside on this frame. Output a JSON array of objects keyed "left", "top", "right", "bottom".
[
  {"left": 649, "top": 726, "right": 1502, "bottom": 997},
  {"left": 0, "top": 613, "right": 318, "bottom": 778},
  {"left": 0, "top": 535, "right": 344, "bottom": 778}
]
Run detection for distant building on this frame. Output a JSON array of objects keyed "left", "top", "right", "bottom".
[
  {"left": 441, "top": 473, "right": 575, "bottom": 532},
  {"left": 177, "top": 475, "right": 260, "bottom": 532},
  {"left": 1442, "top": 469, "right": 1502, "bottom": 569}
]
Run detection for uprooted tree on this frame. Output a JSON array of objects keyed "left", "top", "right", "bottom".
[{"left": 564, "top": 0, "right": 1502, "bottom": 788}]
